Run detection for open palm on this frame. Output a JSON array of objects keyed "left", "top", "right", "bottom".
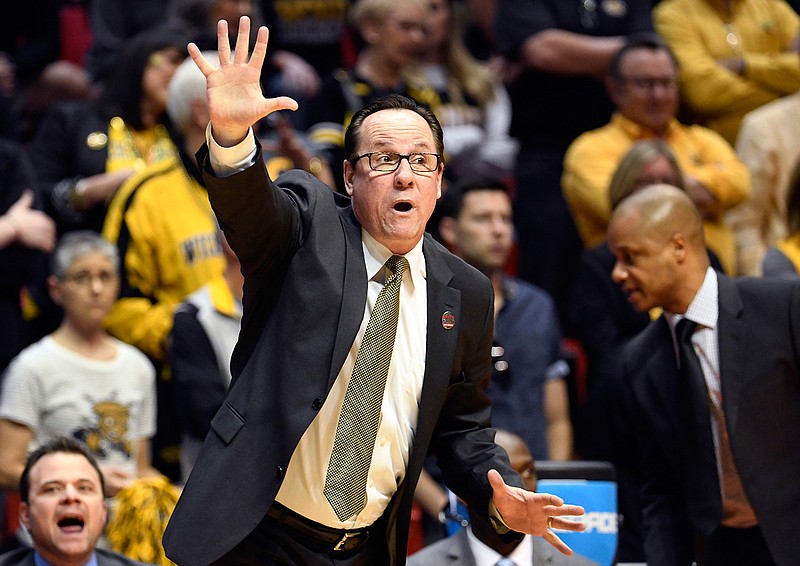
[{"left": 187, "top": 16, "right": 297, "bottom": 147}]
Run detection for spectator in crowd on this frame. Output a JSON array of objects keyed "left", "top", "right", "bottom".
[
  {"left": 306, "top": 0, "right": 436, "bottom": 193},
  {"left": 162, "top": 19, "right": 585, "bottom": 564},
  {"left": 562, "top": 33, "right": 750, "bottom": 275},
  {"left": 609, "top": 184, "right": 800, "bottom": 566},
  {"left": 761, "top": 157, "right": 800, "bottom": 278},
  {"left": 169, "top": 232, "right": 243, "bottom": 482},
  {"left": 0, "top": 437, "right": 151, "bottom": 566},
  {"left": 27, "top": 30, "right": 184, "bottom": 236},
  {"left": 0, "top": 231, "right": 158, "bottom": 498},
  {"left": 100, "top": 51, "right": 228, "bottom": 480},
  {"left": 492, "top": 0, "right": 653, "bottom": 329},
  {"left": 408, "top": 429, "right": 598, "bottom": 566},
  {"left": 0, "top": 141, "right": 55, "bottom": 373},
  {"left": 728, "top": 86, "right": 800, "bottom": 275},
  {"left": 437, "top": 177, "right": 572, "bottom": 462},
  {"left": 654, "top": 0, "right": 800, "bottom": 145},
  {"left": 421, "top": 0, "right": 518, "bottom": 182}
]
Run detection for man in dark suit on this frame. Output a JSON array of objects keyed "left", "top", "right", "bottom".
[
  {"left": 608, "top": 184, "right": 800, "bottom": 566},
  {"left": 162, "top": 16, "right": 585, "bottom": 566},
  {"left": 408, "top": 429, "right": 598, "bottom": 566},
  {"left": 0, "top": 438, "right": 149, "bottom": 566}
]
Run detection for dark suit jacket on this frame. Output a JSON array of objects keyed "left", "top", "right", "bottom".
[
  {"left": 0, "top": 547, "right": 149, "bottom": 566},
  {"left": 624, "top": 274, "right": 800, "bottom": 566},
  {"left": 406, "top": 527, "right": 599, "bottom": 566},
  {"left": 162, "top": 147, "right": 522, "bottom": 565}
]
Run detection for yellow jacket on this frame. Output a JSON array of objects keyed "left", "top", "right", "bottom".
[
  {"left": 562, "top": 113, "right": 750, "bottom": 273},
  {"left": 654, "top": 0, "right": 800, "bottom": 144},
  {"left": 102, "top": 158, "right": 226, "bottom": 361}
]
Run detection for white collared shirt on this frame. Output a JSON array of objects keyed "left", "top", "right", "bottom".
[{"left": 466, "top": 527, "right": 533, "bottom": 566}]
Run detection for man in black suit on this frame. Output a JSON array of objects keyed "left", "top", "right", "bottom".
[
  {"left": 608, "top": 184, "right": 800, "bottom": 566},
  {"left": 408, "top": 429, "right": 598, "bottom": 566},
  {"left": 162, "top": 16, "right": 584, "bottom": 566},
  {"left": 0, "top": 438, "right": 148, "bottom": 566}
]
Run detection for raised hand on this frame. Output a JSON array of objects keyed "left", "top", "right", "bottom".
[
  {"left": 488, "top": 469, "right": 586, "bottom": 556},
  {"left": 187, "top": 16, "right": 298, "bottom": 147},
  {"left": 5, "top": 191, "right": 56, "bottom": 253}
]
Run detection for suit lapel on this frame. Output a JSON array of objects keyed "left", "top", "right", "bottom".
[
  {"left": 716, "top": 274, "right": 747, "bottom": 434},
  {"left": 414, "top": 238, "right": 459, "bottom": 448},
  {"left": 448, "top": 528, "right": 478, "bottom": 565},
  {"left": 328, "top": 208, "right": 367, "bottom": 386},
  {"left": 633, "top": 319, "right": 680, "bottom": 431}
]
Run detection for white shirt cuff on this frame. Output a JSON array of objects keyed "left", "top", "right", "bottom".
[{"left": 205, "top": 123, "right": 258, "bottom": 177}]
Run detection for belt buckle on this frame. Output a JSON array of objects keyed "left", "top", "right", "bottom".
[{"left": 333, "top": 532, "right": 354, "bottom": 552}]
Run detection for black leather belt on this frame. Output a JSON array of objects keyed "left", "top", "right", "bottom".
[{"left": 266, "top": 502, "right": 370, "bottom": 554}]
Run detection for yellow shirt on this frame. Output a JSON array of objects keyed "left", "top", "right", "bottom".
[
  {"left": 102, "top": 158, "right": 226, "bottom": 361},
  {"left": 654, "top": 0, "right": 800, "bottom": 144},
  {"left": 562, "top": 113, "right": 750, "bottom": 273}
]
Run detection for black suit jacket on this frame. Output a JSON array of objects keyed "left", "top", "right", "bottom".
[
  {"left": 162, "top": 147, "right": 522, "bottom": 565},
  {"left": 406, "top": 527, "right": 599, "bottom": 566},
  {"left": 624, "top": 274, "right": 800, "bottom": 566}
]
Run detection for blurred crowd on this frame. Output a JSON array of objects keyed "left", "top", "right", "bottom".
[{"left": 1, "top": 0, "right": 800, "bottom": 564}]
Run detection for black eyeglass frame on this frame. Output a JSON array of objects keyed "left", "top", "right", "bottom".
[{"left": 349, "top": 151, "right": 443, "bottom": 173}]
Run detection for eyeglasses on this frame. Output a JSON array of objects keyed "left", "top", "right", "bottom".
[
  {"left": 351, "top": 151, "right": 442, "bottom": 173},
  {"left": 61, "top": 270, "right": 118, "bottom": 287},
  {"left": 620, "top": 76, "right": 678, "bottom": 91}
]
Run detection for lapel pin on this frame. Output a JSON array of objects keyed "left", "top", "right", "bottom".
[{"left": 441, "top": 311, "right": 455, "bottom": 330}]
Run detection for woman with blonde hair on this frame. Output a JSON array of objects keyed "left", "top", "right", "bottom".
[{"left": 421, "top": 0, "right": 517, "bottom": 180}]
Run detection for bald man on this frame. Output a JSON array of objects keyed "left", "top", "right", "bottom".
[{"left": 608, "top": 184, "right": 800, "bottom": 566}]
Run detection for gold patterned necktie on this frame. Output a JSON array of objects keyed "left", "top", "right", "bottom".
[{"left": 324, "top": 255, "right": 409, "bottom": 521}]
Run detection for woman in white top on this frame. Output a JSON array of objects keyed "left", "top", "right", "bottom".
[{"left": 0, "top": 231, "right": 158, "bottom": 497}]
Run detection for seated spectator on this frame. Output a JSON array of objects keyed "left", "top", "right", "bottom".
[
  {"left": 562, "top": 33, "right": 749, "bottom": 274},
  {"left": 408, "top": 429, "right": 598, "bottom": 566},
  {"left": 437, "top": 177, "right": 572, "bottom": 461},
  {"left": 27, "top": 30, "right": 184, "bottom": 236},
  {"left": 169, "top": 232, "right": 243, "bottom": 482},
  {"left": 729, "top": 87, "right": 800, "bottom": 275},
  {"left": 0, "top": 231, "right": 158, "bottom": 497},
  {"left": 0, "top": 437, "right": 151, "bottom": 566},
  {"left": 306, "top": 0, "right": 436, "bottom": 192},
  {"left": 421, "top": 0, "right": 518, "bottom": 181},
  {"left": 762, "top": 157, "right": 800, "bottom": 278},
  {"left": 654, "top": 0, "right": 800, "bottom": 145}
]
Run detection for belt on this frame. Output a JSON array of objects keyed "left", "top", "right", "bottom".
[{"left": 265, "top": 502, "right": 370, "bottom": 554}]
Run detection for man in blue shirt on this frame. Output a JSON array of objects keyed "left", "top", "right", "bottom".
[{"left": 437, "top": 177, "right": 573, "bottom": 461}]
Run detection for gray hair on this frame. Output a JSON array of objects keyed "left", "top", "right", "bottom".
[
  {"left": 167, "top": 52, "right": 220, "bottom": 132},
  {"left": 51, "top": 231, "right": 119, "bottom": 278}
]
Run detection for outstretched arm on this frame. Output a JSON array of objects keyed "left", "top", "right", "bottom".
[
  {"left": 488, "top": 469, "right": 586, "bottom": 556},
  {"left": 187, "top": 16, "right": 298, "bottom": 147}
]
